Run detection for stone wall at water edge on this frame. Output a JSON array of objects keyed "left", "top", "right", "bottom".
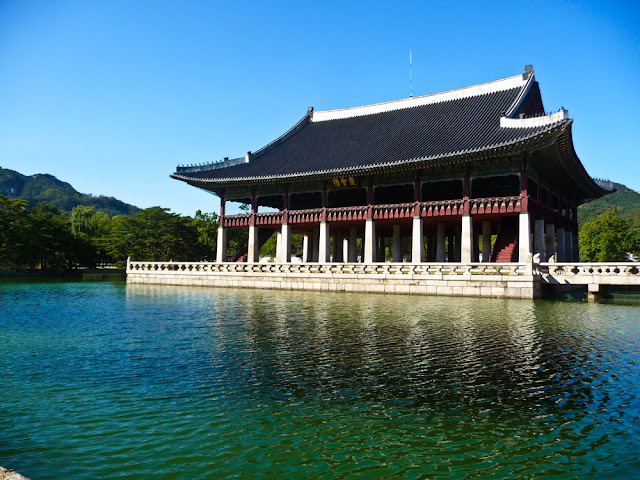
[{"left": 126, "top": 262, "right": 541, "bottom": 299}]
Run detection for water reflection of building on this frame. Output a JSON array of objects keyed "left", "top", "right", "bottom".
[{"left": 172, "top": 66, "right": 610, "bottom": 265}]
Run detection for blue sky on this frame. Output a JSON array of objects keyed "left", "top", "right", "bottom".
[{"left": 1, "top": 0, "right": 638, "bottom": 216}]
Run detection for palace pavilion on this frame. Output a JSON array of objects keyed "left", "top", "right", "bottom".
[{"left": 171, "top": 66, "right": 611, "bottom": 265}]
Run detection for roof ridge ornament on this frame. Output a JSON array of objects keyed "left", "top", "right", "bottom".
[
  {"left": 524, "top": 64, "right": 533, "bottom": 79},
  {"left": 500, "top": 108, "right": 568, "bottom": 128},
  {"left": 311, "top": 71, "right": 530, "bottom": 122}
]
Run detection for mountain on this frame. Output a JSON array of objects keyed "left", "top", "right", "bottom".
[
  {"left": 578, "top": 182, "right": 640, "bottom": 226},
  {"left": 0, "top": 167, "right": 139, "bottom": 216}
]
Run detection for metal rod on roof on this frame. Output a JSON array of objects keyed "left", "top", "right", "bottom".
[{"left": 409, "top": 50, "right": 413, "bottom": 98}]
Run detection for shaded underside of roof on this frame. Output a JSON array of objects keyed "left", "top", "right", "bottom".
[{"left": 175, "top": 86, "right": 564, "bottom": 183}]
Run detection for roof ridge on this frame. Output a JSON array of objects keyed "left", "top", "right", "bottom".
[{"left": 312, "top": 70, "right": 531, "bottom": 123}]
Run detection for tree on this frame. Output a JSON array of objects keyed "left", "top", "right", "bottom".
[
  {"left": 191, "top": 210, "right": 218, "bottom": 260},
  {"left": 579, "top": 209, "right": 637, "bottom": 262},
  {"left": 0, "top": 195, "right": 30, "bottom": 269}
]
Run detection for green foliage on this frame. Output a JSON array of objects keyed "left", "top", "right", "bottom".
[
  {"left": 578, "top": 183, "right": 640, "bottom": 227},
  {"left": 108, "top": 207, "right": 206, "bottom": 263},
  {"left": 579, "top": 209, "right": 637, "bottom": 262},
  {"left": 191, "top": 210, "right": 218, "bottom": 259},
  {"left": 0, "top": 167, "right": 139, "bottom": 216},
  {"left": 0, "top": 193, "right": 223, "bottom": 270}
]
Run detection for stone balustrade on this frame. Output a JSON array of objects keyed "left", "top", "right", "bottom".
[
  {"left": 128, "top": 261, "right": 531, "bottom": 277},
  {"left": 127, "top": 260, "right": 538, "bottom": 298},
  {"left": 539, "top": 262, "right": 640, "bottom": 285}
]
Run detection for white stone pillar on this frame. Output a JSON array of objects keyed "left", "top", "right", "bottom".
[
  {"left": 392, "top": 224, "right": 402, "bottom": 262},
  {"left": 518, "top": 212, "right": 531, "bottom": 262},
  {"left": 482, "top": 221, "right": 491, "bottom": 263},
  {"left": 216, "top": 225, "right": 227, "bottom": 263},
  {"left": 281, "top": 223, "right": 291, "bottom": 263},
  {"left": 248, "top": 224, "right": 259, "bottom": 263},
  {"left": 348, "top": 226, "right": 357, "bottom": 262},
  {"left": 302, "top": 233, "right": 310, "bottom": 263},
  {"left": 275, "top": 231, "right": 282, "bottom": 262},
  {"left": 312, "top": 227, "right": 320, "bottom": 262},
  {"left": 556, "top": 227, "right": 565, "bottom": 262},
  {"left": 342, "top": 234, "right": 349, "bottom": 263},
  {"left": 533, "top": 218, "right": 545, "bottom": 262},
  {"left": 412, "top": 216, "right": 423, "bottom": 264},
  {"left": 364, "top": 219, "right": 377, "bottom": 263},
  {"left": 436, "top": 223, "right": 446, "bottom": 262},
  {"left": 545, "top": 224, "right": 556, "bottom": 262},
  {"left": 461, "top": 214, "right": 473, "bottom": 263},
  {"left": 565, "top": 230, "right": 573, "bottom": 263},
  {"left": 319, "top": 221, "right": 330, "bottom": 263}
]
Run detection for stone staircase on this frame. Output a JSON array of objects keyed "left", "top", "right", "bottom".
[
  {"left": 232, "top": 230, "right": 274, "bottom": 262},
  {"left": 491, "top": 221, "right": 518, "bottom": 263}
]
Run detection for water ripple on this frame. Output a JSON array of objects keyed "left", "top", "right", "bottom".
[{"left": 1, "top": 281, "right": 640, "bottom": 478}]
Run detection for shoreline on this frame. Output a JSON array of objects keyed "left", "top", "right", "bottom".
[{"left": 0, "top": 268, "right": 125, "bottom": 278}]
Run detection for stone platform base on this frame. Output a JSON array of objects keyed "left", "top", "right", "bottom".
[{"left": 127, "top": 270, "right": 541, "bottom": 299}]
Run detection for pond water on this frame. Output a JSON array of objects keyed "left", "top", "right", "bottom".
[{"left": 1, "top": 280, "right": 639, "bottom": 479}]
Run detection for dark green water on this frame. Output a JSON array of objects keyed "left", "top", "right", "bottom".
[{"left": 1, "top": 280, "right": 639, "bottom": 479}]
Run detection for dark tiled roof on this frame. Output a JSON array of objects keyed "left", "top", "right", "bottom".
[{"left": 173, "top": 73, "right": 568, "bottom": 185}]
